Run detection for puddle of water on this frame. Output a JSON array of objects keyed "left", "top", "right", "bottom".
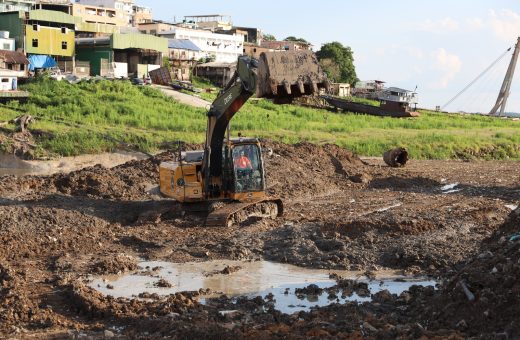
[
  {"left": 441, "top": 183, "right": 459, "bottom": 193},
  {"left": 0, "top": 150, "right": 149, "bottom": 176},
  {"left": 89, "top": 260, "right": 436, "bottom": 314}
]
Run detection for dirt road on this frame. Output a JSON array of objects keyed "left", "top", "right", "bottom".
[
  {"left": 153, "top": 85, "right": 211, "bottom": 108},
  {"left": 0, "top": 141, "right": 518, "bottom": 338}
]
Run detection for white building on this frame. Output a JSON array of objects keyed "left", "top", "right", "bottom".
[
  {"left": 0, "top": 71, "right": 18, "bottom": 91},
  {"left": 158, "top": 27, "right": 244, "bottom": 63},
  {"left": 0, "top": 0, "right": 35, "bottom": 12},
  {"left": 76, "top": 0, "right": 134, "bottom": 25},
  {"left": 0, "top": 31, "right": 15, "bottom": 51}
]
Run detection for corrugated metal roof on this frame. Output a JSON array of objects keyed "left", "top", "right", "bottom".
[
  {"left": 386, "top": 87, "right": 413, "bottom": 93},
  {"left": 168, "top": 39, "right": 201, "bottom": 51},
  {"left": 76, "top": 22, "right": 120, "bottom": 34},
  {"left": 29, "top": 9, "right": 80, "bottom": 25},
  {"left": 196, "top": 61, "right": 235, "bottom": 68},
  {"left": 0, "top": 50, "right": 29, "bottom": 64},
  {"left": 111, "top": 33, "right": 168, "bottom": 53}
]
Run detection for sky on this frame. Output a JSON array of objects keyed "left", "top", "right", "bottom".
[{"left": 139, "top": 0, "right": 520, "bottom": 113}]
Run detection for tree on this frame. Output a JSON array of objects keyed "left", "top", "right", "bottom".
[
  {"left": 316, "top": 41, "right": 357, "bottom": 85},
  {"left": 284, "top": 36, "right": 309, "bottom": 44},
  {"left": 262, "top": 33, "right": 276, "bottom": 41}
]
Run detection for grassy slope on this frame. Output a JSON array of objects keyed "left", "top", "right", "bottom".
[{"left": 0, "top": 78, "right": 518, "bottom": 160}]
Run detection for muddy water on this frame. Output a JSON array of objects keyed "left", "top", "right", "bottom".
[
  {"left": 0, "top": 150, "right": 149, "bottom": 176},
  {"left": 90, "top": 260, "right": 436, "bottom": 313}
]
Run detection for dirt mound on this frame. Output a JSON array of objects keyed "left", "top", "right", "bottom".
[
  {"left": 0, "top": 131, "right": 37, "bottom": 159},
  {"left": 419, "top": 207, "right": 520, "bottom": 337},
  {"left": 263, "top": 140, "right": 366, "bottom": 198},
  {"left": 53, "top": 156, "right": 162, "bottom": 200},
  {"left": 89, "top": 254, "right": 138, "bottom": 275}
]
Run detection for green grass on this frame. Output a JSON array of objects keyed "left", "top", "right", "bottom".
[{"left": 0, "top": 78, "right": 519, "bottom": 160}]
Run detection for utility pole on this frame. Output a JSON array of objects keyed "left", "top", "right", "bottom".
[{"left": 490, "top": 36, "right": 520, "bottom": 116}]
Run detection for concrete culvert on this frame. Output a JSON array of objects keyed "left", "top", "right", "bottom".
[{"left": 383, "top": 147, "right": 409, "bottom": 167}]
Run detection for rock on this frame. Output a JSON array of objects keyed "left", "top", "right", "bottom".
[
  {"left": 103, "top": 330, "right": 115, "bottom": 338},
  {"left": 363, "top": 321, "right": 378, "bottom": 332},
  {"left": 373, "top": 289, "right": 394, "bottom": 303},
  {"left": 456, "top": 319, "right": 468, "bottom": 330},
  {"left": 349, "top": 173, "right": 372, "bottom": 184}
]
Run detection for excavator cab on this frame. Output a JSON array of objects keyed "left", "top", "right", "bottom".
[{"left": 224, "top": 140, "right": 265, "bottom": 197}]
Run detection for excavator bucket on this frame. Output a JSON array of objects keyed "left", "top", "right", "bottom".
[{"left": 256, "top": 50, "right": 329, "bottom": 101}]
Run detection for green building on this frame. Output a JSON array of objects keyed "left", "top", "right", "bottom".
[{"left": 76, "top": 33, "right": 168, "bottom": 77}]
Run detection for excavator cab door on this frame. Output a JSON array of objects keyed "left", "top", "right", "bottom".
[{"left": 231, "top": 144, "right": 264, "bottom": 194}]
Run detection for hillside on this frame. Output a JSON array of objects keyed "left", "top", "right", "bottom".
[{"left": 0, "top": 78, "right": 519, "bottom": 160}]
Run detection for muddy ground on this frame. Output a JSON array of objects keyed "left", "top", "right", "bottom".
[{"left": 0, "top": 140, "right": 518, "bottom": 338}]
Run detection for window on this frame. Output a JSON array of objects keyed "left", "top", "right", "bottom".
[
  {"left": 61, "top": 27, "right": 68, "bottom": 34},
  {"left": 61, "top": 41, "right": 67, "bottom": 50},
  {"left": 231, "top": 144, "right": 264, "bottom": 193},
  {"left": 32, "top": 39, "right": 38, "bottom": 48},
  {"left": 1, "top": 78, "right": 9, "bottom": 83},
  {"left": 32, "top": 24, "right": 39, "bottom": 31},
  {"left": 3, "top": 43, "right": 10, "bottom": 50}
]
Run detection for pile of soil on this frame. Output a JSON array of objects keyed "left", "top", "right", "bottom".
[{"left": 417, "top": 207, "right": 520, "bottom": 337}]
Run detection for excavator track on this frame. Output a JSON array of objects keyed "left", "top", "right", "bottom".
[{"left": 204, "top": 198, "right": 283, "bottom": 227}]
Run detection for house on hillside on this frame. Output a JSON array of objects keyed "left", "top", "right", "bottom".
[
  {"left": 329, "top": 83, "right": 351, "bottom": 97},
  {"left": 168, "top": 38, "right": 201, "bottom": 81},
  {"left": 353, "top": 80, "right": 385, "bottom": 99},
  {"left": 194, "top": 61, "right": 235, "bottom": 87},
  {"left": 0, "top": 49, "right": 30, "bottom": 76},
  {"left": 242, "top": 42, "right": 272, "bottom": 59},
  {"left": 157, "top": 26, "right": 243, "bottom": 63},
  {"left": 260, "top": 40, "right": 311, "bottom": 51}
]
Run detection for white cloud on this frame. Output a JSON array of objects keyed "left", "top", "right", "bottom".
[
  {"left": 489, "top": 9, "right": 520, "bottom": 43},
  {"left": 407, "top": 47, "right": 424, "bottom": 59},
  {"left": 431, "top": 48, "right": 462, "bottom": 89},
  {"left": 419, "top": 17, "right": 460, "bottom": 33},
  {"left": 465, "top": 17, "right": 484, "bottom": 31}
]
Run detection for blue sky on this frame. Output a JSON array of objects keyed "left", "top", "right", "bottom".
[{"left": 140, "top": 0, "right": 520, "bottom": 112}]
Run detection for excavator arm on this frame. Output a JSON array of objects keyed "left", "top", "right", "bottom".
[
  {"left": 201, "top": 51, "right": 329, "bottom": 199},
  {"left": 202, "top": 56, "right": 258, "bottom": 197}
]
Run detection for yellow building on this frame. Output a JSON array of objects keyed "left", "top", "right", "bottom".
[{"left": 25, "top": 24, "right": 75, "bottom": 57}]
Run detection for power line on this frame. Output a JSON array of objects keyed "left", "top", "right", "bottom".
[{"left": 442, "top": 46, "right": 512, "bottom": 111}]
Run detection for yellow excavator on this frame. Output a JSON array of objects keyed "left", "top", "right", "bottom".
[{"left": 159, "top": 51, "right": 329, "bottom": 227}]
